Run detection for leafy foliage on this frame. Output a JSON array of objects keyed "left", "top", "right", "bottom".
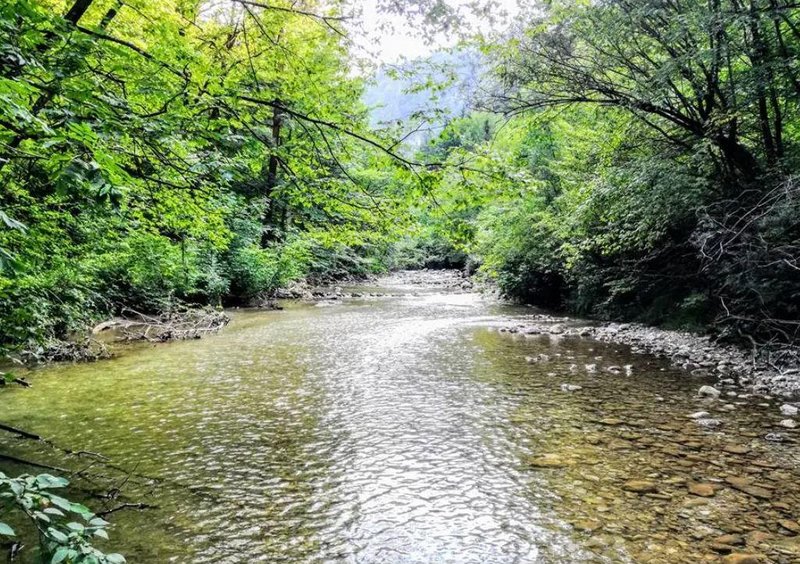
[
  {"left": 0, "top": 472, "right": 123, "bottom": 564},
  {"left": 0, "top": 0, "right": 414, "bottom": 355}
]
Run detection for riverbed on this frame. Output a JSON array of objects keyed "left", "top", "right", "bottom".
[{"left": 1, "top": 272, "right": 799, "bottom": 563}]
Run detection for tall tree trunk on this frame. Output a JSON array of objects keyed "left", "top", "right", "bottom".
[
  {"left": 716, "top": 135, "right": 761, "bottom": 184},
  {"left": 747, "top": 1, "right": 778, "bottom": 165},
  {"left": 64, "top": 0, "right": 94, "bottom": 25},
  {"left": 261, "top": 103, "right": 283, "bottom": 246}
]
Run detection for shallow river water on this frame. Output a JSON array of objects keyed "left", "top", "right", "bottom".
[{"left": 1, "top": 273, "right": 799, "bottom": 563}]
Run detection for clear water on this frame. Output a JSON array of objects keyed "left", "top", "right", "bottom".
[{"left": 2, "top": 277, "right": 799, "bottom": 563}]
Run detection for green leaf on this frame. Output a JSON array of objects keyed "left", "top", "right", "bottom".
[
  {"left": 47, "top": 527, "right": 69, "bottom": 543},
  {"left": 51, "top": 547, "right": 71, "bottom": 564},
  {"left": 89, "top": 517, "right": 109, "bottom": 527},
  {"left": 47, "top": 494, "right": 73, "bottom": 512},
  {"left": 0, "top": 522, "right": 15, "bottom": 536},
  {"left": 37, "top": 474, "right": 69, "bottom": 489},
  {"left": 0, "top": 210, "right": 27, "bottom": 231}
]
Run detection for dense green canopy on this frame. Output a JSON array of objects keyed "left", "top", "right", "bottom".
[{"left": 2, "top": 0, "right": 799, "bottom": 355}]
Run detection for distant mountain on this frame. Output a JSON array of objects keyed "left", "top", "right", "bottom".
[{"left": 363, "top": 50, "right": 485, "bottom": 147}]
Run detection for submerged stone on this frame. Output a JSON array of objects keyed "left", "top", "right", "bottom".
[
  {"left": 688, "top": 483, "right": 716, "bottom": 497},
  {"left": 722, "top": 554, "right": 764, "bottom": 564},
  {"left": 745, "top": 531, "right": 772, "bottom": 545},
  {"left": 778, "top": 520, "right": 800, "bottom": 534},
  {"left": 723, "top": 444, "right": 751, "bottom": 455},
  {"left": 623, "top": 480, "right": 658, "bottom": 494},
  {"left": 779, "top": 404, "right": 798, "bottom": 416},
  {"left": 725, "top": 477, "right": 773, "bottom": 500},
  {"left": 695, "top": 418, "right": 723, "bottom": 428},
  {"left": 714, "top": 534, "right": 745, "bottom": 546},
  {"left": 572, "top": 519, "right": 603, "bottom": 532},
  {"left": 698, "top": 385, "right": 721, "bottom": 398},
  {"left": 527, "top": 455, "right": 572, "bottom": 468}
]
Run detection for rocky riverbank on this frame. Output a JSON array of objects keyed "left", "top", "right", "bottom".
[
  {"left": 500, "top": 316, "right": 800, "bottom": 399},
  {"left": 270, "top": 268, "right": 800, "bottom": 400},
  {"left": 272, "top": 269, "right": 475, "bottom": 301}
]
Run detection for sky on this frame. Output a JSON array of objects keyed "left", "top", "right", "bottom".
[{"left": 353, "top": 0, "right": 522, "bottom": 64}]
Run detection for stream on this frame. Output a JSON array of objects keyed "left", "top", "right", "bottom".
[{"left": 1, "top": 271, "right": 799, "bottom": 563}]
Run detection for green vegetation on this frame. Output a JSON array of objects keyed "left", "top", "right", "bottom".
[
  {"left": 415, "top": 0, "right": 800, "bottom": 347},
  {"left": 2, "top": 0, "right": 798, "bottom": 355},
  {"left": 1, "top": 472, "right": 123, "bottom": 563},
  {"left": 0, "top": 0, "right": 416, "bottom": 358}
]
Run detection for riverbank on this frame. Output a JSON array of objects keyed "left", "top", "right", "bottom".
[
  {"left": 500, "top": 316, "right": 800, "bottom": 399},
  {"left": 6, "top": 268, "right": 798, "bottom": 402},
  {"left": 364, "top": 270, "right": 800, "bottom": 399}
]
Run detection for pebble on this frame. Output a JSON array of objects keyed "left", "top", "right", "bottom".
[
  {"left": 723, "top": 444, "right": 750, "bottom": 455},
  {"left": 688, "top": 483, "right": 716, "bottom": 497},
  {"left": 780, "top": 404, "right": 798, "bottom": 416},
  {"left": 695, "top": 418, "right": 722, "bottom": 428},
  {"left": 722, "top": 555, "right": 763, "bottom": 564},
  {"left": 724, "top": 477, "right": 773, "bottom": 500},
  {"left": 778, "top": 419, "right": 797, "bottom": 429},
  {"left": 623, "top": 480, "right": 658, "bottom": 494},
  {"left": 778, "top": 519, "right": 800, "bottom": 534},
  {"left": 499, "top": 317, "right": 800, "bottom": 396},
  {"left": 698, "top": 385, "right": 721, "bottom": 398},
  {"left": 560, "top": 384, "right": 583, "bottom": 392}
]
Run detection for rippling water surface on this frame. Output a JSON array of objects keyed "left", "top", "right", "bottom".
[{"left": 2, "top": 274, "right": 799, "bottom": 563}]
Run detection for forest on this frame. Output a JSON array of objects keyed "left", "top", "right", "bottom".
[
  {"left": 2, "top": 0, "right": 799, "bottom": 359},
  {"left": 2, "top": 0, "right": 800, "bottom": 561}
]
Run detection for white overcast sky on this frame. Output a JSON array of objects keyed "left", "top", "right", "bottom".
[{"left": 353, "top": 0, "right": 522, "bottom": 64}]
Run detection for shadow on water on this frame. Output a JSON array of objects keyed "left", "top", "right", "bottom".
[{"left": 1, "top": 277, "right": 799, "bottom": 563}]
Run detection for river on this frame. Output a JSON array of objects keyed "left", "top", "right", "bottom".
[{"left": 1, "top": 272, "right": 799, "bottom": 563}]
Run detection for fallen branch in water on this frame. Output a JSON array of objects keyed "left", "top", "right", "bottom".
[
  {"left": 18, "top": 338, "right": 110, "bottom": 364},
  {"left": 97, "top": 502, "right": 157, "bottom": 517},
  {"left": 0, "top": 453, "right": 70, "bottom": 474},
  {"left": 0, "top": 422, "right": 43, "bottom": 441},
  {"left": 119, "top": 306, "right": 230, "bottom": 342}
]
